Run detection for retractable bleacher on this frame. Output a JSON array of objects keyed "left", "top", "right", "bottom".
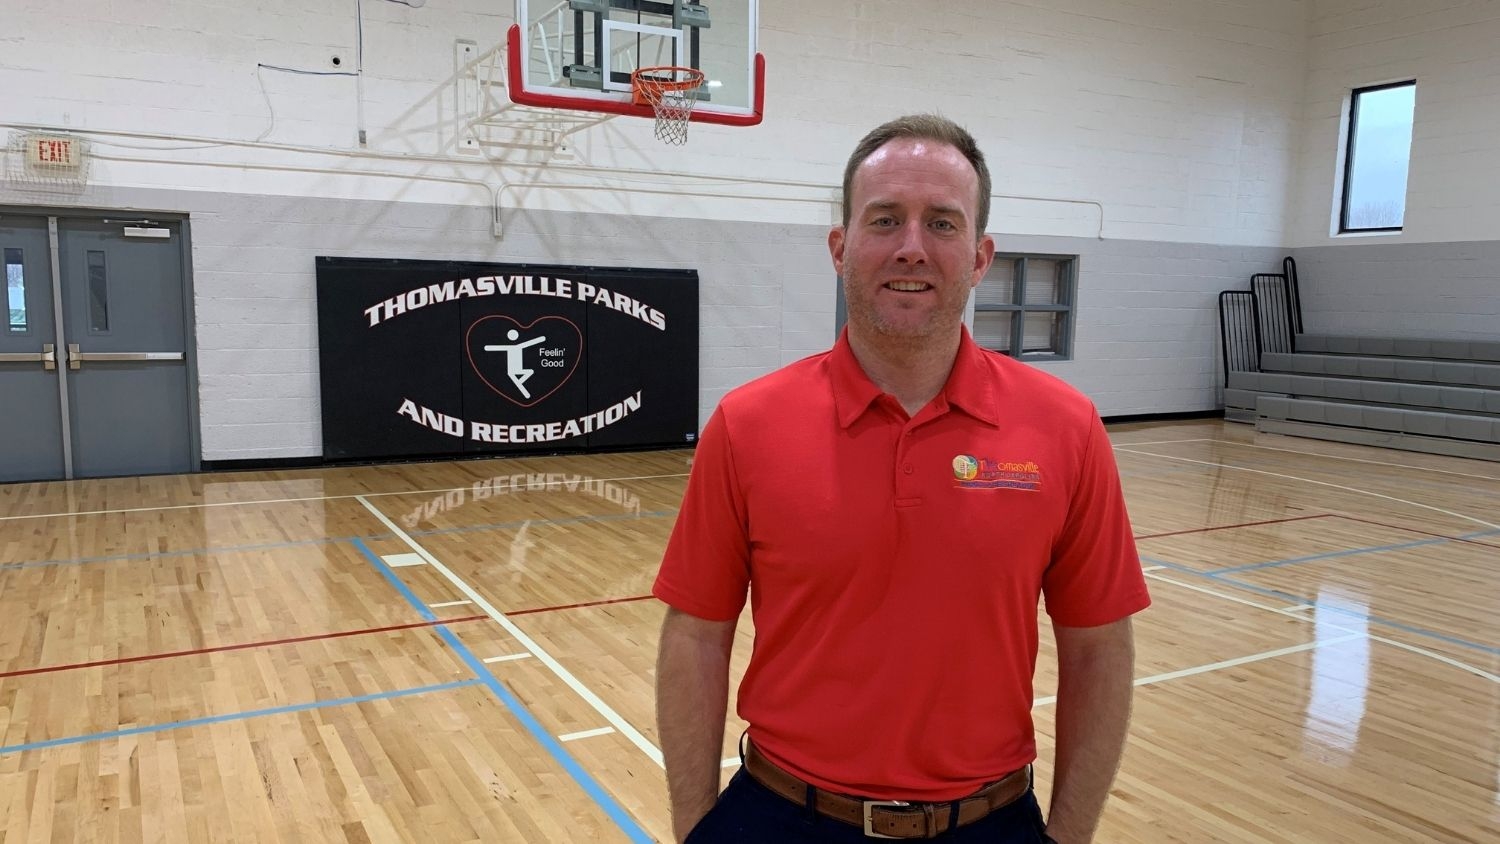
[
  {"left": 1217, "top": 260, "right": 1500, "bottom": 462},
  {"left": 1225, "top": 335, "right": 1500, "bottom": 461}
]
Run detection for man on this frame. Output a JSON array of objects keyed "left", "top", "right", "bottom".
[{"left": 653, "top": 114, "right": 1150, "bottom": 843}]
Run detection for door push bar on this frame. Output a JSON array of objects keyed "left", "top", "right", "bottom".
[
  {"left": 0, "top": 343, "right": 57, "bottom": 370},
  {"left": 66, "top": 344, "right": 185, "bottom": 370}
]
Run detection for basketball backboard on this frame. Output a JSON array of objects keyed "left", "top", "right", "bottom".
[{"left": 509, "top": 0, "right": 762, "bottom": 126}]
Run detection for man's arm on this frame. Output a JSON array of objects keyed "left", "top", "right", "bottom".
[
  {"left": 1044, "top": 617, "right": 1136, "bottom": 844},
  {"left": 656, "top": 606, "right": 738, "bottom": 843}
]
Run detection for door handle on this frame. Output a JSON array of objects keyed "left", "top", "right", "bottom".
[
  {"left": 66, "top": 343, "right": 185, "bottom": 370},
  {"left": 0, "top": 344, "right": 57, "bottom": 370}
]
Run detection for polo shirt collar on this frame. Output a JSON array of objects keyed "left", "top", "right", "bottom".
[
  {"left": 942, "top": 326, "right": 1002, "bottom": 427},
  {"left": 829, "top": 326, "right": 1001, "bottom": 429}
]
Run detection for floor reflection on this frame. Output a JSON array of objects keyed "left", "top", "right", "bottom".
[{"left": 1303, "top": 589, "right": 1370, "bottom": 762}]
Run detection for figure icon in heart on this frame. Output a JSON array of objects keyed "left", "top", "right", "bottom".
[
  {"left": 466, "top": 315, "right": 583, "bottom": 407},
  {"left": 486, "top": 330, "right": 547, "bottom": 397}
]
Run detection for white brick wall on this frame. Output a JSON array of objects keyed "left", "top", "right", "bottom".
[
  {"left": 0, "top": 1, "right": 1317, "bottom": 459},
  {"left": 1287, "top": 0, "right": 1500, "bottom": 337},
  {"left": 1290, "top": 0, "right": 1500, "bottom": 246},
  {"left": 3, "top": 0, "right": 1307, "bottom": 243}
]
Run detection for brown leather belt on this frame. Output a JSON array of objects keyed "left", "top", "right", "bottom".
[{"left": 742, "top": 741, "right": 1032, "bottom": 839}]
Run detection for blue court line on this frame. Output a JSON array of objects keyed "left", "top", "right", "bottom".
[
  {"left": 1143, "top": 555, "right": 1500, "bottom": 656},
  {"left": 1, "top": 509, "right": 676, "bottom": 572},
  {"left": 351, "top": 537, "right": 652, "bottom": 843},
  {"left": 0, "top": 678, "right": 481, "bottom": 755},
  {"left": 1207, "top": 529, "right": 1500, "bottom": 575}
]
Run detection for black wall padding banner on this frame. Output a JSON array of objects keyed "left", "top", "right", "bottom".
[{"left": 316, "top": 257, "right": 699, "bottom": 461}]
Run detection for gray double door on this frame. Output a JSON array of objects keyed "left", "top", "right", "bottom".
[{"left": 1, "top": 214, "right": 195, "bottom": 483}]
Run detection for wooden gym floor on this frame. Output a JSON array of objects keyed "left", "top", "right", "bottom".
[{"left": 0, "top": 419, "right": 1495, "bottom": 842}]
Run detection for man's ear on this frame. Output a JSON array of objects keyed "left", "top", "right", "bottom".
[
  {"left": 970, "top": 233, "right": 996, "bottom": 288},
  {"left": 828, "top": 225, "right": 847, "bottom": 276}
]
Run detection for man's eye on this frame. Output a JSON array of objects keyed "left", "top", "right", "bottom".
[
  {"left": 871, "top": 217, "right": 898, "bottom": 227},
  {"left": 931, "top": 219, "right": 957, "bottom": 231}
]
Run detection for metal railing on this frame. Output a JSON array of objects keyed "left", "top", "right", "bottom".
[
  {"left": 1283, "top": 255, "right": 1303, "bottom": 335},
  {"left": 1219, "top": 290, "right": 1262, "bottom": 380},
  {"left": 1218, "top": 257, "right": 1303, "bottom": 386},
  {"left": 1251, "top": 273, "right": 1294, "bottom": 354}
]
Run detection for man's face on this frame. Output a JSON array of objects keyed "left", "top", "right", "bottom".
[{"left": 830, "top": 138, "right": 995, "bottom": 346}]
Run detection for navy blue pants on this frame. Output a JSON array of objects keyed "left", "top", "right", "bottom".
[{"left": 685, "top": 770, "right": 1055, "bottom": 843}]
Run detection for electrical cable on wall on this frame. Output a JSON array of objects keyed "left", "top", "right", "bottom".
[
  {"left": 355, "top": 0, "right": 367, "bottom": 145},
  {"left": 255, "top": 64, "right": 358, "bottom": 143}
]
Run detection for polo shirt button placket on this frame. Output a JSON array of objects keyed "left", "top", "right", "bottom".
[{"left": 894, "top": 425, "right": 922, "bottom": 506}]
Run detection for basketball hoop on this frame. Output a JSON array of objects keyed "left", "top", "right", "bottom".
[{"left": 631, "top": 66, "right": 706, "bottom": 145}]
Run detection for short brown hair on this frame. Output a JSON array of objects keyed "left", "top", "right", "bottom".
[{"left": 841, "top": 114, "right": 991, "bottom": 237}]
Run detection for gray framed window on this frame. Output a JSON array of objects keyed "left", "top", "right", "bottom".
[
  {"left": 5, "top": 247, "right": 27, "bottom": 333},
  {"left": 87, "top": 249, "right": 110, "bottom": 333},
  {"left": 1340, "top": 80, "right": 1416, "bottom": 233},
  {"left": 974, "top": 253, "right": 1076, "bottom": 360}
]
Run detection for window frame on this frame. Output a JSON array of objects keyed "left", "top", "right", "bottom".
[
  {"left": 1339, "top": 79, "right": 1416, "bottom": 234},
  {"left": 973, "top": 252, "right": 1077, "bottom": 362},
  {"left": 85, "top": 249, "right": 111, "bottom": 335},
  {"left": 4, "top": 247, "right": 29, "bottom": 335}
]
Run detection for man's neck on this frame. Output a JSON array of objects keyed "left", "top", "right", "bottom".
[{"left": 846, "top": 327, "right": 964, "bottom": 417}]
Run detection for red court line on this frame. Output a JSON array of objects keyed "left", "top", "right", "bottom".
[
  {"left": 1326, "top": 514, "right": 1500, "bottom": 550},
  {"left": 508, "top": 595, "right": 656, "bottom": 616},
  {"left": 1133, "top": 514, "right": 1330, "bottom": 541},
  {"left": 0, "top": 614, "right": 489, "bottom": 680}
]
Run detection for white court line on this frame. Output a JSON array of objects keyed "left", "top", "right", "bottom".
[
  {"left": 1281, "top": 604, "right": 1314, "bottom": 612},
  {"left": 1141, "top": 565, "right": 1165, "bottom": 572},
  {"left": 1031, "top": 633, "right": 1367, "bottom": 708},
  {"left": 383, "top": 552, "right": 425, "bottom": 568},
  {"left": 483, "top": 653, "right": 534, "bottom": 664},
  {"left": 1114, "top": 448, "right": 1500, "bottom": 532},
  {"left": 559, "top": 727, "right": 616, "bottom": 742},
  {"left": 1144, "top": 572, "right": 1500, "bottom": 685},
  {"left": 356, "top": 495, "right": 666, "bottom": 767},
  {"left": 721, "top": 757, "right": 740, "bottom": 768},
  {"left": 1132, "top": 634, "right": 1364, "bottom": 686},
  {"left": 1144, "top": 572, "right": 1294, "bottom": 615},
  {"left": 1106, "top": 433, "right": 1500, "bottom": 482},
  {"left": 0, "top": 472, "right": 689, "bottom": 523},
  {"left": 361, "top": 472, "right": 687, "bottom": 500},
  {"left": 1214, "top": 440, "right": 1500, "bottom": 483},
  {"left": 0, "top": 441, "right": 1248, "bottom": 524},
  {"left": 429, "top": 599, "right": 473, "bottom": 608},
  {"left": 1369, "top": 634, "right": 1500, "bottom": 684}
]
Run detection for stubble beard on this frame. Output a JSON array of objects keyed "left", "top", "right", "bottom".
[{"left": 842, "top": 267, "right": 969, "bottom": 350}]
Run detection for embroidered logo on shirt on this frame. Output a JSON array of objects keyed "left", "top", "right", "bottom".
[{"left": 952, "top": 454, "right": 1042, "bottom": 491}]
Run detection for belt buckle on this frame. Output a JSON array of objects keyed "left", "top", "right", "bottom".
[{"left": 862, "top": 799, "right": 911, "bottom": 839}]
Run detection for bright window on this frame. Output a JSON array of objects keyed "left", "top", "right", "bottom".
[
  {"left": 1341, "top": 81, "right": 1416, "bottom": 233},
  {"left": 5, "top": 248, "right": 25, "bottom": 333}
]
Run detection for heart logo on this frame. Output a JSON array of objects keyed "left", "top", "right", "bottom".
[{"left": 465, "top": 315, "right": 583, "bottom": 407}]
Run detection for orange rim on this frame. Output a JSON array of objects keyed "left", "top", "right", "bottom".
[{"left": 631, "top": 66, "right": 705, "bottom": 105}]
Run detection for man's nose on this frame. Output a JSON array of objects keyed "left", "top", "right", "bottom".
[{"left": 893, "top": 221, "right": 928, "bottom": 264}]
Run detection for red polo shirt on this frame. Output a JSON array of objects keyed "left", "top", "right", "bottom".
[{"left": 653, "top": 328, "right": 1149, "bottom": 801}]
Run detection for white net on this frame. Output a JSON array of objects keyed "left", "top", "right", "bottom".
[{"left": 634, "top": 68, "right": 705, "bottom": 145}]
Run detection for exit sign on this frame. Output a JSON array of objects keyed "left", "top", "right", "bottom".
[{"left": 26, "top": 135, "right": 81, "bottom": 169}]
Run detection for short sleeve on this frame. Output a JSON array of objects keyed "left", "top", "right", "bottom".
[
  {"left": 652, "top": 406, "right": 752, "bottom": 621},
  {"left": 1042, "top": 413, "right": 1151, "bottom": 627}
]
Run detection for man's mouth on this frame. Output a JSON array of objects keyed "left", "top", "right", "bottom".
[{"left": 885, "top": 281, "right": 932, "bottom": 292}]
